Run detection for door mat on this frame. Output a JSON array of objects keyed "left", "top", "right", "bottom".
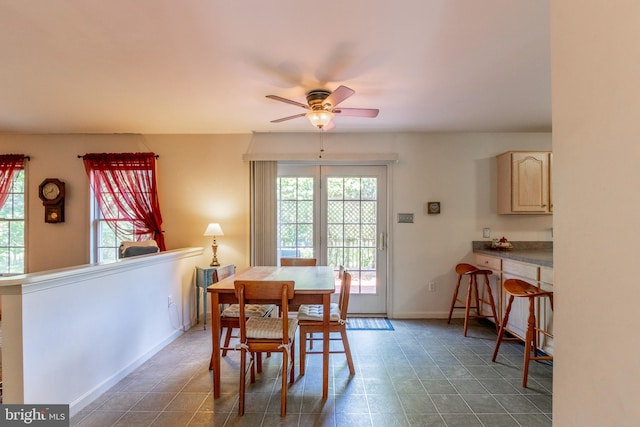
[{"left": 346, "top": 317, "right": 394, "bottom": 331}]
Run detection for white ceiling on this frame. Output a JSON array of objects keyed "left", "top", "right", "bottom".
[{"left": 0, "top": 0, "right": 551, "bottom": 134}]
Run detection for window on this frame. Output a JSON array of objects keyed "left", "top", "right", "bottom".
[
  {"left": 0, "top": 157, "right": 25, "bottom": 274},
  {"left": 83, "top": 153, "right": 165, "bottom": 263},
  {"left": 326, "top": 175, "right": 378, "bottom": 293},
  {"left": 277, "top": 176, "right": 315, "bottom": 259},
  {"left": 91, "top": 189, "right": 149, "bottom": 262}
]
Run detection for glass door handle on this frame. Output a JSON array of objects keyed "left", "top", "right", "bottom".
[{"left": 378, "top": 232, "right": 386, "bottom": 250}]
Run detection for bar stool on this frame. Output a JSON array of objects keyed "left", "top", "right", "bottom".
[
  {"left": 447, "top": 263, "right": 499, "bottom": 336},
  {"left": 492, "top": 278, "right": 554, "bottom": 387}
]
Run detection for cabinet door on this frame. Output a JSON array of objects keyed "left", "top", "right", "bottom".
[
  {"left": 474, "top": 255, "right": 502, "bottom": 323},
  {"left": 478, "top": 271, "right": 502, "bottom": 323},
  {"left": 538, "top": 267, "right": 554, "bottom": 355},
  {"left": 511, "top": 152, "right": 550, "bottom": 213},
  {"left": 501, "top": 273, "right": 534, "bottom": 340},
  {"left": 502, "top": 260, "right": 539, "bottom": 340}
]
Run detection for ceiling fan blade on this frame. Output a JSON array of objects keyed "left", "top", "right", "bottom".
[
  {"left": 270, "top": 113, "right": 307, "bottom": 123},
  {"left": 334, "top": 108, "right": 379, "bottom": 118},
  {"left": 266, "top": 95, "right": 309, "bottom": 110},
  {"left": 323, "top": 85, "right": 355, "bottom": 108}
]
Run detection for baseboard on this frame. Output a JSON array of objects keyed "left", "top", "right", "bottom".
[
  {"left": 68, "top": 328, "right": 184, "bottom": 417},
  {"left": 388, "top": 311, "right": 453, "bottom": 319}
]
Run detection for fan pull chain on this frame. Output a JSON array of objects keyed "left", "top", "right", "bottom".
[{"left": 319, "top": 129, "right": 325, "bottom": 159}]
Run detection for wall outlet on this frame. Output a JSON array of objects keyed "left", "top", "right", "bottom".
[
  {"left": 428, "top": 282, "right": 436, "bottom": 292},
  {"left": 168, "top": 296, "right": 173, "bottom": 307},
  {"left": 483, "top": 227, "right": 491, "bottom": 238}
]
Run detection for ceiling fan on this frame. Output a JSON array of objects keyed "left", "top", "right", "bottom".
[{"left": 266, "top": 85, "right": 379, "bottom": 130}]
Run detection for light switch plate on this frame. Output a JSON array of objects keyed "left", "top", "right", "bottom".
[{"left": 398, "top": 213, "right": 414, "bottom": 223}]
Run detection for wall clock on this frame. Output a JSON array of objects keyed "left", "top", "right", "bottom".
[{"left": 38, "top": 178, "right": 65, "bottom": 223}]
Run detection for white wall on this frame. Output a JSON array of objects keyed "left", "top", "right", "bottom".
[
  {"left": 244, "top": 131, "right": 552, "bottom": 317},
  {"left": 1, "top": 131, "right": 551, "bottom": 320},
  {"left": 389, "top": 133, "right": 551, "bottom": 317},
  {"left": 1, "top": 248, "right": 201, "bottom": 415},
  {"left": 551, "top": 1, "right": 640, "bottom": 424}
]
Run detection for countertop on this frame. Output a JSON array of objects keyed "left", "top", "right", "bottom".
[{"left": 472, "top": 241, "right": 553, "bottom": 267}]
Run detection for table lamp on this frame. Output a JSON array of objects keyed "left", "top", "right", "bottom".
[{"left": 203, "top": 223, "right": 224, "bottom": 266}]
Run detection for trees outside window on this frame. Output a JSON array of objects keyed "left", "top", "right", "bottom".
[{"left": 0, "top": 155, "right": 26, "bottom": 274}]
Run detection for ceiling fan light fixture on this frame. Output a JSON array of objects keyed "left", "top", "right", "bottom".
[{"left": 306, "top": 110, "right": 334, "bottom": 128}]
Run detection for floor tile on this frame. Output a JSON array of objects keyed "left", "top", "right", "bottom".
[
  {"left": 69, "top": 319, "right": 553, "bottom": 426},
  {"left": 430, "top": 394, "right": 474, "bottom": 414}
]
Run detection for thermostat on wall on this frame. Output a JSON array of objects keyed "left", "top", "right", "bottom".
[{"left": 398, "top": 213, "right": 414, "bottom": 223}]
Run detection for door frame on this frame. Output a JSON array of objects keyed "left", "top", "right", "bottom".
[{"left": 277, "top": 161, "right": 393, "bottom": 316}]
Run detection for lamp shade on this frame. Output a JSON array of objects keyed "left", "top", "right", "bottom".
[
  {"left": 306, "top": 110, "right": 334, "bottom": 128},
  {"left": 203, "top": 223, "right": 224, "bottom": 236}
]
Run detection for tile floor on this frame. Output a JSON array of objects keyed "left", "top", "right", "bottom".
[{"left": 70, "top": 319, "right": 552, "bottom": 426}]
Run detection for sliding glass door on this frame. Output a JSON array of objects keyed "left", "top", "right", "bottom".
[{"left": 278, "top": 164, "right": 388, "bottom": 314}]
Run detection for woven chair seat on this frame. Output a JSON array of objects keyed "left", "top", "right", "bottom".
[
  {"left": 246, "top": 317, "right": 299, "bottom": 340},
  {"left": 222, "top": 304, "right": 275, "bottom": 318},
  {"left": 297, "top": 303, "right": 341, "bottom": 321}
]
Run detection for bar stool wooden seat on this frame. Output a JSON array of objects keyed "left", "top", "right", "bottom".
[
  {"left": 447, "top": 263, "right": 499, "bottom": 336},
  {"left": 492, "top": 278, "right": 554, "bottom": 387}
]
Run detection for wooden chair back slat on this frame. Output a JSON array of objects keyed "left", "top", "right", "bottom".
[{"left": 280, "top": 257, "right": 317, "bottom": 267}]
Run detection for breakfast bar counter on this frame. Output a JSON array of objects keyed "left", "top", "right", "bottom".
[
  {"left": 472, "top": 240, "right": 554, "bottom": 356},
  {"left": 472, "top": 241, "right": 553, "bottom": 267}
]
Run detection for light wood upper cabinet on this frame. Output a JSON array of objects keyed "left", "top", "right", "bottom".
[{"left": 497, "top": 151, "right": 553, "bottom": 214}]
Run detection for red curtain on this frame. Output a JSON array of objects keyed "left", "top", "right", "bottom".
[
  {"left": 0, "top": 154, "right": 25, "bottom": 209},
  {"left": 82, "top": 153, "right": 166, "bottom": 251}
]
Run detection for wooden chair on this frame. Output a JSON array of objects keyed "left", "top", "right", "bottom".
[
  {"left": 447, "top": 263, "right": 499, "bottom": 336},
  {"left": 278, "top": 257, "right": 317, "bottom": 314},
  {"left": 280, "top": 257, "right": 317, "bottom": 266},
  {"left": 208, "top": 265, "right": 275, "bottom": 370},
  {"left": 492, "top": 278, "right": 554, "bottom": 387},
  {"left": 297, "top": 271, "right": 355, "bottom": 376},
  {"left": 234, "top": 280, "right": 298, "bottom": 417},
  {"left": 308, "top": 265, "right": 343, "bottom": 351}
]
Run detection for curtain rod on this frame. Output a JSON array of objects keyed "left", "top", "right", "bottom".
[
  {"left": 1, "top": 155, "right": 30, "bottom": 160},
  {"left": 77, "top": 154, "right": 159, "bottom": 159}
]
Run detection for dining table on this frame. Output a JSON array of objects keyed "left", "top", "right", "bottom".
[{"left": 207, "top": 265, "right": 336, "bottom": 399}]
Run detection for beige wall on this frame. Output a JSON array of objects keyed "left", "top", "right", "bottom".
[
  {"left": 551, "top": 1, "right": 640, "bottom": 424},
  {"left": 2, "top": 131, "right": 551, "bottom": 318},
  {"left": 0, "top": 134, "right": 251, "bottom": 272}
]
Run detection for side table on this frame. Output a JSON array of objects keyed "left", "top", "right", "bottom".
[{"left": 195, "top": 265, "right": 234, "bottom": 330}]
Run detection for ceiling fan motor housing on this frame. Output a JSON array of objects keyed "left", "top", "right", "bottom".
[{"left": 306, "top": 89, "right": 332, "bottom": 109}]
